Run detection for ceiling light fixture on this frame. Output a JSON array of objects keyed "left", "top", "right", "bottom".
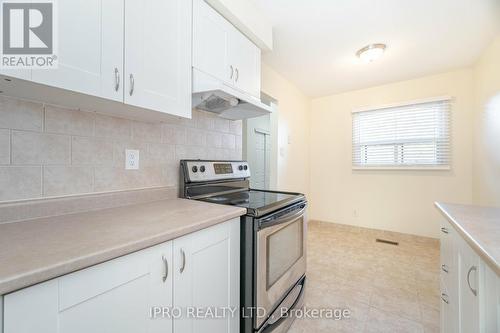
[{"left": 356, "top": 43, "right": 386, "bottom": 63}]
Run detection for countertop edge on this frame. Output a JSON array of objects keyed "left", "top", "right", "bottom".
[
  {"left": 0, "top": 206, "right": 246, "bottom": 295},
  {"left": 434, "top": 202, "right": 500, "bottom": 276}
]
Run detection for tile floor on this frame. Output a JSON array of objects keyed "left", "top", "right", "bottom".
[{"left": 289, "top": 221, "right": 440, "bottom": 333}]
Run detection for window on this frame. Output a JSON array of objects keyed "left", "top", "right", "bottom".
[{"left": 352, "top": 98, "right": 451, "bottom": 169}]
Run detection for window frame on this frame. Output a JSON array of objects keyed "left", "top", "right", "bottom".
[{"left": 351, "top": 96, "right": 452, "bottom": 171}]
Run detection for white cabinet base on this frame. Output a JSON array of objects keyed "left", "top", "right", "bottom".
[{"left": 0, "top": 76, "right": 186, "bottom": 122}]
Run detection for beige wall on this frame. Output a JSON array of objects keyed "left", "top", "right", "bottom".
[
  {"left": 473, "top": 35, "right": 500, "bottom": 206},
  {"left": 261, "top": 63, "right": 311, "bottom": 196},
  {"left": 310, "top": 69, "right": 476, "bottom": 238},
  {"left": 0, "top": 96, "right": 242, "bottom": 202}
]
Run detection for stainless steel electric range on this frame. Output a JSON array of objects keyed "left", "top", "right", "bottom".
[{"left": 180, "top": 160, "right": 307, "bottom": 333}]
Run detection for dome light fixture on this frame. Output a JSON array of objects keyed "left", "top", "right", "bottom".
[{"left": 356, "top": 43, "right": 386, "bottom": 63}]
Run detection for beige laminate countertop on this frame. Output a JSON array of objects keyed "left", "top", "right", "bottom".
[
  {"left": 0, "top": 198, "right": 246, "bottom": 295},
  {"left": 435, "top": 202, "right": 500, "bottom": 276}
]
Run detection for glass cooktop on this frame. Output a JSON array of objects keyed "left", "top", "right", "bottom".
[{"left": 199, "top": 190, "right": 303, "bottom": 217}]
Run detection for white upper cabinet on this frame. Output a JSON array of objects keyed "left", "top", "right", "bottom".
[
  {"left": 31, "top": 0, "right": 124, "bottom": 102},
  {"left": 228, "top": 26, "right": 261, "bottom": 98},
  {"left": 0, "top": 0, "right": 192, "bottom": 119},
  {"left": 124, "top": 0, "right": 192, "bottom": 118},
  {"left": 193, "top": 0, "right": 232, "bottom": 85},
  {"left": 193, "top": 0, "right": 261, "bottom": 99},
  {"left": 100, "top": 0, "right": 126, "bottom": 102}
]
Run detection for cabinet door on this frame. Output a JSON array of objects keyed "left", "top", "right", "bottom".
[
  {"left": 440, "top": 276, "right": 459, "bottom": 333},
  {"left": 193, "top": 0, "right": 232, "bottom": 85},
  {"left": 173, "top": 218, "right": 240, "bottom": 333},
  {"left": 124, "top": 0, "right": 192, "bottom": 118},
  {"left": 480, "top": 262, "right": 499, "bottom": 333},
  {"left": 228, "top": 28, "right": 261, "bottom": 98},
  {"left": 4, "top": 242, "right": 173, "bottom": 333},
  {"left": 4, "top": 280, "right": 58, "bottom": 333},
  {"left": 31, "top": 0, "right": 124, "bottom": 102},
  {"left": 459, "top": 238, "right": 480, "bottom": 333}
]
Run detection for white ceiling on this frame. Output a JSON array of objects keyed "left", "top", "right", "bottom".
[{"left": 251, "top": 0, "right": 500, "bottom": 98}]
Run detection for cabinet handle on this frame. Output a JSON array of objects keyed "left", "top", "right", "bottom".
[
  {"left": 162, "top": 255, "right": 169, "bottom": 282},
  {"left": 441, "top": 293, "right": 449, "bottom": 304},
  {"left": 129, "top": 73, "right": 135, "bottom": 96},
  {"left": 114, "top": 67, "right": 120, "bottom": 92},
  {"left": 180, "top": 248, "right": 186, "bottom": 274},
  {"left": 441, "top": 264, "right": 449, "bottom": 273},
  {"left": 235, "top": 68, "right": 239, "bottom": 82},
  {"left": 230, "top": 65, "right": 234, "bottom": 80},
  {"left": 440, "top": 227, "right": 449, "bottom": 234},
  {"left": 467, "top": 265, "right": 477, "bottom": 296}
]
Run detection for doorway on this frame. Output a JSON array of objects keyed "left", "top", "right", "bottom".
[{"left": 243, "top": 93, "right": 278, "bottom": 190}]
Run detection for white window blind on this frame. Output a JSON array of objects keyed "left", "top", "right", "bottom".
[{"left": 352, "top": 98, "right": 451, "bottom": 169}]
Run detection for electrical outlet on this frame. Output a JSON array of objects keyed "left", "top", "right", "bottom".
[{"left": 125, "top": 149, "right": 139, "bottom": 170}]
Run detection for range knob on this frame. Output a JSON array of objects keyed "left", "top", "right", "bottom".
[
  {"left": 243, "top": 165, "right": 248, "bottom": 170},
  {"left": 192, "top": 166, "right": 198, "bottom": 173},
  {"left": 238, "top": 165, "right": 244, "bottom": 171},
  {"left": 200, "top": 165, "right": 206, "bottom": 173}
]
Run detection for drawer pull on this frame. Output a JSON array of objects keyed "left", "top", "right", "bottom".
[
  {"left": 467, "top": 265, "right": 478, "bottom": 296},
  {"left": 441, "top": 293, "right": 449, "bottom": 304},
  {"left": 441, "top": 264, "right": 449, "bottom": 273},
  {"left": 440, "top": 227, "right": 449, "bottom": 234}
]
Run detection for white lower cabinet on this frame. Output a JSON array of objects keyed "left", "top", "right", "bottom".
[
  {"left": 173, "top": 219, "right": 240, "bottom": 333},
  {"left": 480, "top": 263, "right": 500, "bottom": 333},
  {"left": 2, "top": 218, "right": 239, "bottom": 333},
  {"left": 440, "top": 220, "right": 499, "bottom": 333},
  {"left": 4, "top": 241, "right": 173, "bottom": 333},
  {"left": 458, "top": 236, "right": 480, "bottom": 333}
]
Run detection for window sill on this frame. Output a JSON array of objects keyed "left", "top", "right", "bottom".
[{"left": 352, "top": 166, "right": 451, "bottom": 171}]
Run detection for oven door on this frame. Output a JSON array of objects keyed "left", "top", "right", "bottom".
[{"left": 255, "top": 202, "right": 307, "bottom": 329}]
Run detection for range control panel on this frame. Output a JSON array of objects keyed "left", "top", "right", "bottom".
[{"left": 183, "top": 160, "right": 251, "bottom": 182}]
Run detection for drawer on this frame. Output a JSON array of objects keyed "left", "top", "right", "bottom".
[{"left": 440, "top": 277, "right": 458, "bottom": 333}]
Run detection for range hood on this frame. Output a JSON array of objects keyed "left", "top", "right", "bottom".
[{"left": 192, "top": 69, "right": 273, "bottom": 120}]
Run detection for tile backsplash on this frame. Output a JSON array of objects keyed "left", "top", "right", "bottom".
[{"left": 0, "top": 95, "right": 242, "bottom": 202}]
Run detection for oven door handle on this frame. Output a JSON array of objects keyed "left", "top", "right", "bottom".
[
  {"left": 260, "top": 277, "right": 306, "bottom": 333},
  {"left": 259, "top": 204, "right": 306, "bottom": 230}
]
